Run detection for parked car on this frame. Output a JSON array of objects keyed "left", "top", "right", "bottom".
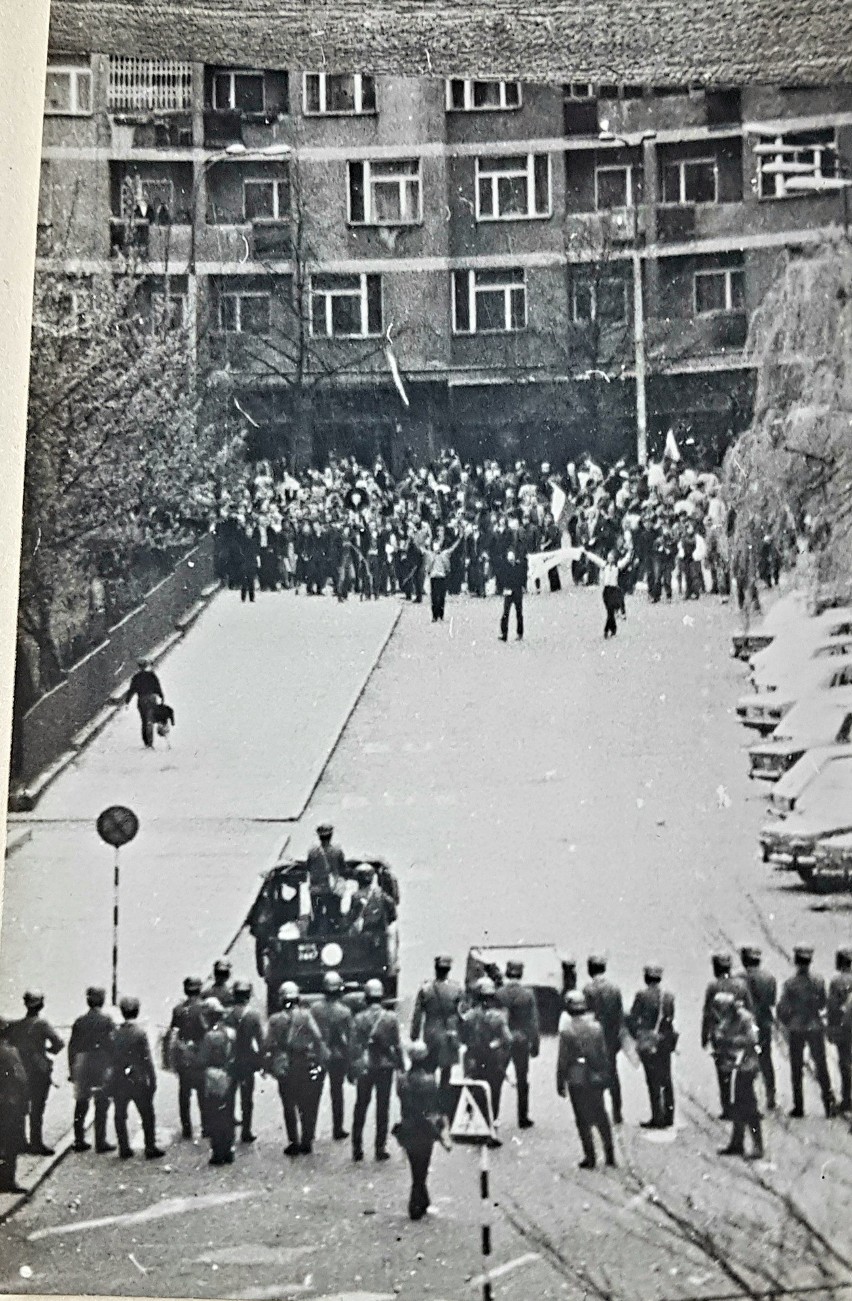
[
  {"left": 747, "top": 695, "right": 852, "bottom": 781},
  {"left": 759, "top": 757, "right": 852, "bottom": 875},
  {"left": 810, "top": 832, "right": 852, "bottom": 890},
  {"left": 769, "top": 744, "right": 852, "bottom": 814},
  {"left": 737, "top": 659, "right": 852, "bottom": 733},
  {"left": 731, "top": 593, "right": 809, "bottom": 661},
  {"left": 750, "top": 635, "right": 852, "bottom": 694}
]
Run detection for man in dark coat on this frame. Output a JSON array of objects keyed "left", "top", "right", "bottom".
[
  {"left": 68, "top": 986, "right": 116, "bottom": 1153},
  {"left": 264, "top": 982, "right": 329, "bottom": 1156},
  {"left": 223, "top": 980, "right": 264, "bottom": 1143},
  {"left": 557, "top": 992, "right": 616, "bottom": 1169},
  {"left": 701, "top": 953, "right": 752, "bottom": 1120},
  {"left": 460, "top": 977, "right": 513, "bottom": 1127},
  {"left": 626, "top": 965, "right": 678, "bottom": 1129},
  {"left": 0, "top": 1018, "right": 29, "bottom": 1193},
  {"left": 163, "top": 976, "right": 208, "bottom": 1139},
  {"left": 496, "top": 959, "right": 540, "bottom": 1128},
  {"left": 10, "top": 991, "right": 64, "bottom": 1155},
  {"left": 306, "top": 824, "right": 346, "bottom": 933},
  {"left": 410, "top": 955, "right": 462, "bottom": 1101},
  {"left": 111, "top": 997, "right": 164, "bottom": 1159},
  {"left": 124, "top": 658, "right": 163, "bottom": 748},
  {"left": 312, "top": 971, "right": 353, "bottom": 1142},
  {"left": 349, "top": 978, "right": 403, "bottom": 1162},
  {"left": 499, "top": 523, "right": 528, "bottom": 642},
  {"left": 583, "top": 956, "right": 625, "bottom": 1125},
  {"left": 827, "top": 947, "right": 852, "bottom": 1114},
  {"left": 737, "top": 945, "right": 777, "bottom": 1110},
  {"left": 197, "top": 999, "right": 237, "bottom": 1166},
  {"left": 777, "top": 945, "right": 836, "bottom": 1118},
  {"left": 394, "top": 1043, "right": 449, "bottom": 1220}
]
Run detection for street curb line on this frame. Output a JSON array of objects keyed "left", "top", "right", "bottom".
[
  {"left": 0, "top": 1126, "right": 76, "bottom": 1226},
  {"left": 291, "top": 603, "right": 403, "bottom": 822},
  {"left": 7, "top": 583, "right": 222, "bottom": 815},
  {"left": 223, "top": 830, "right": 292, "bottom": 958}
]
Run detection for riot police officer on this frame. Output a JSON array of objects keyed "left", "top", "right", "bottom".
[
  {"left": 737, "top": 945, "right": 777, "bottom": 1110},
  {"left": 264, "top": 982, "right": 328, "bottom": 1156},
  {"left": 777, "top": 945, "right": 836, "bottom": 1119},
  {"left": 718, "top": 990, "right": 764, "bottom": 1160},
  {"left": 496, "top": 959, "right": 540, "bottom": 1128},
  {"left": 626, "top": 965, "right": 678, "bottom": 1130},
  {"left": 827, "top": 947, "right": 852, "bottom": 1114},
  {"left": 110, "top": 997, "right": 164, "bottom": 1160},
  {"left": 701, "top": 953, "right": 751, "bottom": 1120},
  {"left": 202, "top": 959, "right": 235, "bottom": 1009},
  {"left": 460, "top": 976, "right": 513, "bottom": 1131},
  {"left": 349, "top": 978, "right": 404, "bottom": 1162},
  {"left": 223, "top": 980, "right": 264, "bottom": 1143},
  {"left": 312, "top": 971, "right": 353, "bottom": 1141},
  {"left": 68, "top": 987, "right": 115, "bottom": 1154},
  {"left": 10, "top": 991, "right": 64, "bottom": 1156},
  {"left": 583, "top": 956, "right": 625, "bottom": 1125},
  {"left": 198, "top": 999, "right": 237, "bottom": 1166},
  {"left": 163, "top": 976, "right": 208, "bottom": 1139},
  {"left": 410, "top": 955, "right": 463, "bottom": 1099},
  {"left": 556, "top": 991, "right": 616, "bottom": 1169}
]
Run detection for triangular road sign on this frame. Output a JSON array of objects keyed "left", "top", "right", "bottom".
[{"left": 450, "top": 1080, "right": 495, "bottom": 1143}]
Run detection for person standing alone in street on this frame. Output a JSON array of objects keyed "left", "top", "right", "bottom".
[
  {"left": 556, "top": 991, "right": 616, "bottom": 1169},
  {"left": 68, "top": 987, "right": 115, "bottom": 1154},
  {"left": 10, "top": 991, "right": 63, "bottom": 1156},
  {"left": 425, "top": 535, "right": 459, "bottom": 623},
  {"left": 777, "top": 945, "right": 836, "bottom": 1119},
  {"left": 584, "top": 548, "right": 631, "bottom": 638},
  {"left": 499, "top": 524, "right": 527, "bottom": 642},
  {"left": 124, "top": 657, "right": 164, "bottom": 749},
  {"left": 496, "top": 959, "right": 540, "bottom": 1129},
  {"left": 110, "top": 997, "right": 164, "bottom": 1160},
  {"left": 627, "top": 965, "right": 678, "bottom": 1129},
  {"left": 583, "top": 956, "right": 625, "bottom": 1125}
]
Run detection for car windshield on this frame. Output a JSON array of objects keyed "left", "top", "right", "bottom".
[
  {"left": 778, "top": 700, "right": 852, "bottom": 740},
  {"left": 796, "top": 757, "right": 852, "bottom": 818}
]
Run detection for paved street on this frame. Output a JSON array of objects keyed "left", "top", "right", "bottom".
[{"left": 2, "top": 583, "right": 851, "bottom": 1299}]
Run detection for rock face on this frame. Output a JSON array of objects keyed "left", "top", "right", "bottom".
[{"left": 48, "top": 0, "right": 850, "bottom": 89}]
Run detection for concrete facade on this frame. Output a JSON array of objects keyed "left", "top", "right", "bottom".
[{"left": 38, "top": 61, "right": 852, "bottom": 464}]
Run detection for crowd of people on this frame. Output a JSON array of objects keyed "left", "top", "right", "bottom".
[
  {"left": 2, "top": 938, "right": 850, "bottom": 1211},
  {"left": 211, "top": 447, "right": 785, "bottom": 624}
]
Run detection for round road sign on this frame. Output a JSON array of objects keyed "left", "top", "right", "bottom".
[{"left": 96, "top": 805, "right": 139, "bottom": 848}]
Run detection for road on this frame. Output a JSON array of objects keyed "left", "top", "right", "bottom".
[{"left": 1, "top": 582, "right": 851, "bottom": 1300}]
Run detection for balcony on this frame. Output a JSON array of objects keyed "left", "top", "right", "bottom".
[
  {"left": 109, "top": 113, "right": 193, "bottom": 153},
  {"left": 646, "top": 312, "right": 748, "bottom": 369},
  {"left": 598, "top": 89, "right": 740, "bottom": 141},
  {"left": 565, "top": 209, "right": 638, "bottom": 253},
  {"left": 109, "top": 219, "right": 192, "bottom": 264}
]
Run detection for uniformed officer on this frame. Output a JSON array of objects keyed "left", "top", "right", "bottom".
[
  {"left": 777, "top": 945, "right": 836, "bottom": 1118},
  {"left": 224, "top": 980, "right": 264, "bottom": 1143},
  {"left": 347, "top": 864, "right": 397, "bottom": 934},
  {"left": 163, "top": 976, "right": 208, "bottom": 1139},
  {"left": 556, "top": 991, "right": 616, "bottom": 1169},
  {"left": 718, "top": 990, "right": 764, "bottom": 1160},
  {"left": 306, "top": 824, "right": 346, "bottom": 932},
  {"left": 827, "top": 947, "right": 852, "bottom": 1114},
  {"left": 496, "top": 959, "right": 540, "bottom": 1128},
  {"left": 460, "top": 976, "right": 513, "bottom": 1130},
  {"left": 583, "top": 956, "right": 625, "bottom": 1125},
  {"left": 264, "top": 982, "right": 329, "bottom": 1156},
  {"left": 202, "top": 959, "right": 235, "bottom": 1009},
  {"left": 312, "top": 971, "right": 353, "bottom": 1141},
  {"left": 737, "top": 946, "right": 777, "bottom": 1110},
  {"left": 110, "top": 997, "right": 164, "bottom": 1160},
  {"left": 701, "top": 953, "right": 752, "bottom": 1119},
  {"left": 410, "top": 955, "right": 463, "bottom": 1100},
  {"left": 198, "top": 999, "right": 237, "bottom": 1166},
  {"left": 68, "top": 987, "right": 116, "bottom": 1154},
  {"left": 394, "top": 1042, "right": 450, "bottom": 1221},
  {"left": 626, "top": 965, "right": 678, "bottom": 1129},
  {"left": 349, "top": 977, "right": 404, "bottom": 1162},
  {"left": 10, "top": 991, "right": 64, "bottom": 1156},
  {"left": 561, "top": 959, "right": 578, "bottom": 996}
]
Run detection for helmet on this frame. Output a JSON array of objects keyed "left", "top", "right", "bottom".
[
  {"left": 213, "top": 958, "right": 232, "bottom": 978},
  {"left": 564, "top": 991, "right": 587, "bottom": 1015},
  {"left": 279, "top": 981, "right": 300, "bottom": 1005},
  {"left": 364, "top": 978, "right": 384, "bottom": 1002},
  {"left": 323, "top": 971, "right": 344, "bottom": 995},
  {"left": 119, "top": 996, "right": 140, "bottom": 1018},
  {"left": 204, "top": 997, "right": 224, "bottom": 1021},
  {"left": 233, "top": 980, "right": 252, "bottom": 1000},
  {"left": 408, "top": 1042, "right": 429, "bottom": 1064},
  {"left": 184, "top": 976, "right": 202, "bottom": 995},
  {"left": 23, "top": 990, "right": 44, "bottom": 1009},
  {"left": 475, "top": 976, "right": 496, "bottom": 999}
]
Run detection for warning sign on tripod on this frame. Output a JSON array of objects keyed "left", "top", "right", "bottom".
[{"left": 449, "top": 1079, "right": 496, "bottom": 1144}]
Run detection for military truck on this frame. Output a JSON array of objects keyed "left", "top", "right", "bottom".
[{"left": 246, "top": 857, "right": 400, "bottom": 1013}]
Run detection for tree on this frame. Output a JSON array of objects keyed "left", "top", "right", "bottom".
[
  {"left": 20, "top": 262, "right": 243, "bottom": 690},
  {"left": 723, "top": 242, "right": 852, "bottom": 602}
]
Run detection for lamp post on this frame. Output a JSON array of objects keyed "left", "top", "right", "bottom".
[
  {"left": 188, "top": 141, "right": 292, "bottom": 273},
  {"left": 597, "top": 128, "right": 657, "bottom": 465}
]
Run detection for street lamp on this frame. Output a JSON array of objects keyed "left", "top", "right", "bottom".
[
  {"left": 597, "top": 127, "right": 657, "bottom": 465},
  {"left": 188, "top": 142, "right": 292, "bottom": 273}
]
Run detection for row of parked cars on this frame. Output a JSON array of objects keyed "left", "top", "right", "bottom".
[{"left": 733, "top": 593, "right": 852, "bottom": 889}]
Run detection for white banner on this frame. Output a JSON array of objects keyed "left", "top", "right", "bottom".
[{"left": 526, "top": 544, "right": 584, "bottom": 588}]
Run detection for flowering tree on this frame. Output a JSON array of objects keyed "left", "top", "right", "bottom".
[
  {"left": 20, "top": 266, "right": 243, "bottom": 689},
  {"left": 723, "top": 242, "right": 852, "bottom": 601}
]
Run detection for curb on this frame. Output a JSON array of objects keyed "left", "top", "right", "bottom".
[
  {"left": 7, "top": 584, "right": 222, "bottom": 815},
  {"left": 292, "top": 603, "right": 403, "bottom": 821},
  {"left": 0, "top": 1126, "right": 76, "bottom": 1226}
]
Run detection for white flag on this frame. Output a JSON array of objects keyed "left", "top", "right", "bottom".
[
  {"left": 664, "top": 429, "right": 681, "bottom": 462},
  {"left": 550, "top": 483, "right": 567, "bottom": 527},
  {"left": 527, "top": 545, "right": 584, "bottom": 588},
  {"left": 385, "top": 344, "right": 410, "bottom": 408}
]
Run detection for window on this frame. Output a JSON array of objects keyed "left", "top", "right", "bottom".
[
  {"left": 303, "top": 73, "right": 376, "bottom": 115},
  {"left": 695, "top": 268, "right": 745, "bottom": 314},
  {"left": 566, "top": 83, "right": 597, "bottom": 99},
  {"left": 218, "top": 291, "right": 270, "bottom": 335},
  {"left": 119, "top": 177, "right": 175, "bottom": 220},
  {"left": 452, "top": 268, "right": 526, "bottom": 334},
  {"left": 475, "top": 154, "right": 551, "bottom": 220},
  {"left": 446, "top": 80, "right": 521, "bottom": 111},
  {"left": 152, "top": 290, "right": 188, "bottom": 329},
  {"left": 45, "top": 64, "right": 92, "bottom": 115},
  {"left": 213, "top": 70, "right": 265, "bottom": 114},
  {"left": 661, "top": 157, "right": 717, "bottom": 204},
  {"left": 595, "top": 164, "right": 640, "bottom": 209},
  {"left": 756, "top": 130, "right": 837, "bottom": 198},
  {"left": 108, "top": 56, "right": 193, "bottom": 111},
  {"left": 347, "top": 159, "right": 421, "bottom": 225},
  {"left": 572, "top": 274, "right": 628, "bottom": 323},
  {"left": 310, "top": 273, "right": 382, "bottom": 337},
  {"left": 244, "top": 176, "right": 290, "bottom": 221}
]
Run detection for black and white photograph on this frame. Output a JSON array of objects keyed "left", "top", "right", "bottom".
[{"left": 1, "top": 1, "right": 851, "bottom": 1297}]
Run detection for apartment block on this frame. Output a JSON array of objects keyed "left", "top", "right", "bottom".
[{"left": 38, "top": 58, "right": 852, "bottom": 466}]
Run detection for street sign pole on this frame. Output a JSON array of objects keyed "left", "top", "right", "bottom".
[
  {"left": 480, "top": 1141, "right": 493, "bottom": 1301},
  {"left": 96, "top": 805, "right": 140, "bottom": 1006},
  {"left": 448, "top": 1078, "right": 497, "bottom": 1299}
]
